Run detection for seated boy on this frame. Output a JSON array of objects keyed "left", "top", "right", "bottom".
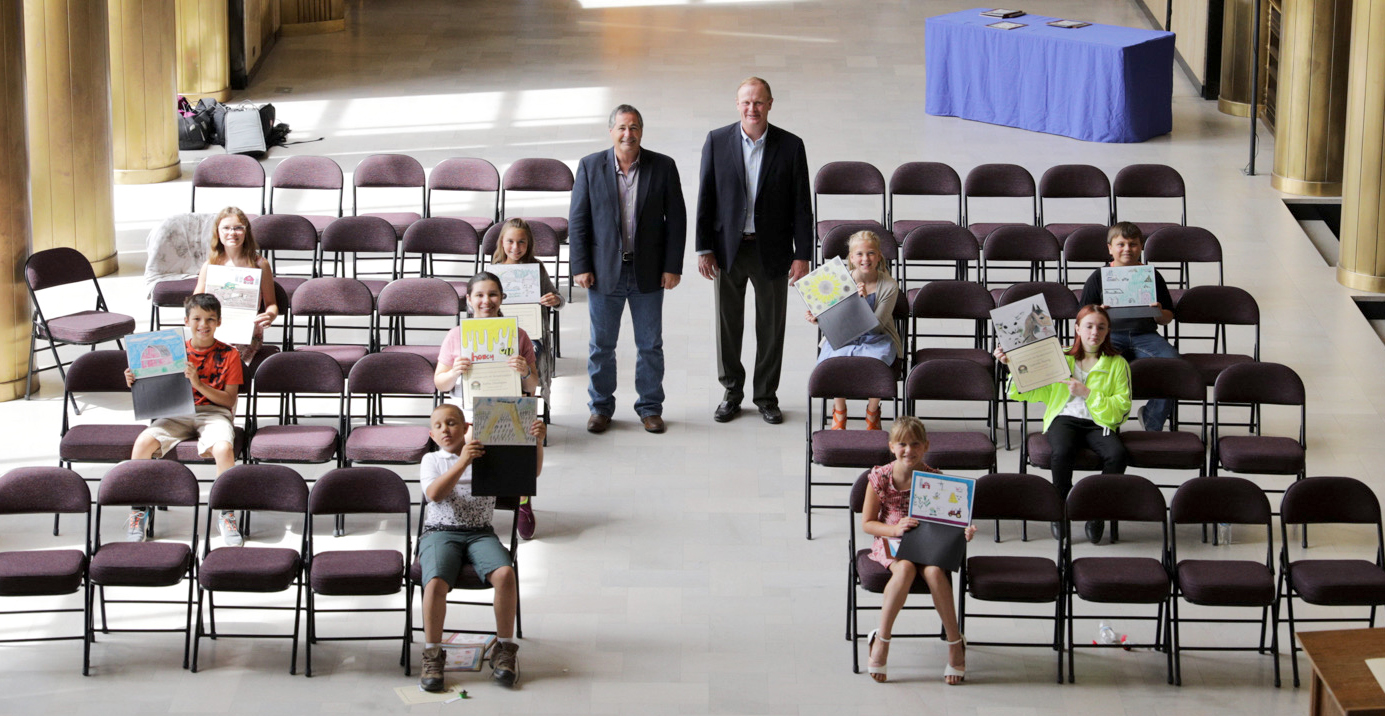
[
  {"left": 125, "top": 293, "right": 243, "bottom": 544},
  {"left": 1079, "top": 222, "right": 1180, "bottom": 431},
  {"left": 419, "top": 403, "right": 545, "bottom": 691}
]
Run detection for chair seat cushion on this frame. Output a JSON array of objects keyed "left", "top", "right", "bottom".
[
  {"left": 968, "top": 222, "right": 1026, "bottom": 242},
  {"left": 1071, "top": 556, "right": 1169, "bottom": 603},
  {"left": 1044, "top": 223, "right": 1102, "bottom": 242},
  {"left": 1177, "top": 560, "right": 1274, "bottom": 606},
  {"left": 275, "top": 276, "right": 309, "bottom": 301},
  {"left": 380, "top": 344, "right": 441, "bottom": 367},
  {"left": 811, "top": 430, "right": 892, "bottom": 467},
  {"left": 60, "top": 424, "right": 146, "bottom": 462},
  {"left": 298, "top": 344, "right": 367, "bottom": 373},
  {"left": 362, "top": 212, "right": 421, "bottom": 237},
  {"left": 1134, "top": 221, "right": 1180, "bottom": 236},
  {"left": 966, "top": 555, "right": 1061, "bottom": 602},
  {"left": 924, "top": 431, "right": 996, "bottom": 471},
  {"left": 41, "top": 310, "right": 137, "bottom": 344},
  {"left": 0, "top": 550, "right": 87, "bottom": 596},
  {"left": 310, "top": 550, "right": 403, "bottom": 595},
  {"left": 1026, "top": 432, "right": 1101, "bottom": 470},
  {"left": 249, "top": 425, "right": 339, "bottom": 463},
  {"left": 199, "top": 547, "right": 301, "bottom": 592},
  {"left": 913, "top": 348, "right": 993, "bottom": 369},
  {"left": 1217, "top": 435, "right": 1305, "bottom": 475},
  {"left": 1183, "top": 353, "right": 1254, "bottom": 387},
  {"left": 855, "top": 550, "right": 930, "bottom": 594},
  {"left": 1291, "top": 559, "right": 1385, "bottom": 606},
  {"left": 89, "top": 542, "right": 191, "bottom": 587},
  {"left": 1122, "top": 430, "right": 1206, "bottom": 470},
  {"left": 151, "top": 278, "right": 200, "bottom": 307},
  {"left": 344, "top": 425, "right": 431, "bottom": 463},
  {"left": 457, "top": 216, "right": 493, "bottom": 234},
  {"left": 170, "top": 427, "right": 246, "bottom": 462},
  {"left": 301, "top": 214, "right": 337, "bottom": 234},
  {"left": 407, "top": 559, "right": 487, "bottom": 590},
  {"left": 359, "top": 280, "right": 389, "bottom": 299}
]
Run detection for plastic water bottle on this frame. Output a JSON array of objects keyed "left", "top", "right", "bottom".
[
  {"left": 1097, "top": 622, "right": 1119, "bottom": 645},
  {"left": 1217, "top": 522, "right": 1233, "bottom": 545}
]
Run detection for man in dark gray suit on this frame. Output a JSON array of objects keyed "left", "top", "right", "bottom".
[
  {"left": 569, "top": 104, "right": 686, "bottom": 434},
  {"left": 696, "top": 77, "right": 813, "bottom": 424}
]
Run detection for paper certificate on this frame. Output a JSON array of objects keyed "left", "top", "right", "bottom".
[
  {"left": 908, "top": 472, "right": 976, "bottom": 527},
  {"left": 1101, "top": 265, "right": 1156, "bottom": 308},
  {"left": 795, "top": 258, "right": 857, "bottom": 316},
  {"left": 505, "top": 304, "right": 544, "bottom": 339},
  {"left": 204, "top": 264, "right": 261, "bottom": 345},
  {"left": 489, "top": 264, "right": 543, "bottom": 304},
  {"left": 457, "top": 317, "right": 519, "bottom": 363},
  {"left": 1005, "top": 338, "right": 1071, "bottom": 393},
  {"left": 126, "top": 330, "right": 188, "bottom": 379},
  {"left": 472, "top": 397, "right": 538, "bottom": 446},
  {"left": 455, "top": 361, "right": 522, "bottom": 408},
  {"left": 443, "top": 633, "right": 496, "bottom": 672}
]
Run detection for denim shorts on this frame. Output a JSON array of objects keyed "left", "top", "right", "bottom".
[{"left": 418, "top": 528, "right": 512, "bottom": 587}]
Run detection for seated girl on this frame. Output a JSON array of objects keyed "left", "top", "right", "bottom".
[{"left": 193, "top": 206, "right": 278, "bottom": 364}]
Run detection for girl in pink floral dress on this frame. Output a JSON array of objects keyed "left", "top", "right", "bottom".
[{"left": 861, "top": 416, "right": 976, "bottom": 685}]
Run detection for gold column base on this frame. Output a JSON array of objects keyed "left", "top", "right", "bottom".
[
  {"left": 178, "top": 88, "right": 229, "bottom": 103},
  {"left": 114, "top": 163, "right": 181, "bottom": 185},
  {"left": 1270, "top": 172, "right": 1342, "bottom": 196},
  {"left": 280, "top": 18, "right": 344, "bottom": 36},
  {"left": 89, "top": 251, "right": 119, "bottom": 277},
  {"left": 0, "top": 374, "right": 38, "bottom": 403},
  {"left": 1337, "top": 265, "right": 1385, "bottom": 293},
  {"left": 1218, "top": 98, "right": 1253, "bottom": 117}
]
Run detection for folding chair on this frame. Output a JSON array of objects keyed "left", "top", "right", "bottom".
[
  {"left": 289, "top": 277, "right": 377, "bottom": 373},
  {"left": 191, "top": 464, "right": 309, "bottom": 673},
  {"left": 1060, "top": 224, "right": 1112, "bottom": 291},
  {"left": 1122, "top": 358, "right": 1208, "bottom": 490},
  {"left": 1169, "top": 476, "right": 1279, "bottom": 687},
  {"left": 191, "top": 154, "right": 266, "bottom": 215},
  {"left": 343, "top": 352, "right": 437, "bottom": 468},
  {"left": 905, "top": 359, "right": 997, "bottom": 467},
  {"left": 148, "top": 277, "right": 201, "bottom": 332},
  {"left": 352, "top": 153, "right": 425, "bottom": 238},
  {"left": 269, "top": 155, "right": 344, "bottom": 235},
  {"left": 426, "top": 157, "right": 500, "bottom": 233},
  {"left": 24, "top": 247, "right": 136, "bottom": 403},
  {"left": 888, "top": 161, "right": 962, "bottom": 239},
  {"left": 1113, "top": 164, "right": 1187, "bottom": 236},
  {"left": 1144, "top": 226, "right": 1224, "bottom": 309},
  {"left": 805, "top": 357, "right": 896, "bottom": 539},
  {"left": 814, "top": 161, "right": 890, "bottom": 263},
  {"left": 247, "top": 350, "right": 345, "bottom": 470},
  {"left": 963, "top": 163, "right": 1037, "bottom": 242},
  {"left": 377, "top": 278, "right": 461, "bottom": 366},
  {"left": 908, "top": 279, "right": 994, "bottom": 372},
  {"left": 980, "top": 224, "right": 1061, "bottom": 290},
  {"left": 501, "top": 158, "right": 574, "bottom": 298},
  {"left": 899, "top": 223, "right": 978, "bottom": 286},
  {"left": 1173, "top": 284, "right": 1259, "bottom": 392},
  {"left": 407, "top": 497, "right": 524, "bottom": 639},
  {"left": 1210, "top": 362, "right": 1306, "bottom": 503},
  {"left": 321, "top": 215, "right": 400, "bottom": 299},
  {"left": 0, "top": 467, "right": 92, "bottom": 673},
  {"left": 402, "top": 217, "right": 481, "bottom": 290},
  {"left": 252, "top": 213, "right": 320, "bottom": 306},
  {"left": 1038, "top": 164, "right": 1112, "bottom": 243}
]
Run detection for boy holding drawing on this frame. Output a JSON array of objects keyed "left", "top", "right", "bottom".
[
  {"left": 418, "top": 403, "right": 544, "bottom": 692},
  {"left": 1078, "top": 222, "right": 1179, "bottom": 431},
  {"left": 125, "top": 293, "right": 243, "bottom": 545}
]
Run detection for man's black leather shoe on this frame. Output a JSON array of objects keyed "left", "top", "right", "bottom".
[
  {"left": 714, "top": 401, "right": 741, "bottom": 422},
  {"left": 758, "top": 405, "right": 783, "bottom": 424}
]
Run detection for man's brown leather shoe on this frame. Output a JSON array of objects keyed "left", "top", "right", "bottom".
[
  {"left": 641, "top": 415, "right": 666, "bottom": 433},
  {"left": 587, "top": 413, "right": 611, "bottom": 434}
]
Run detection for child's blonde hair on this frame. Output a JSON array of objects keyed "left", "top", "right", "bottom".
[
  {"left": 888, "top": 416, "right": 928, "bottom": 445},
  {"left": 431, "top": 403, "right": 467, "bottom": 424},
  {"left": 491, "top": 218, "right": 536, "bottom": 265},
  {"left": 847, "top": 230, "right": 882, "bottom": 263}
]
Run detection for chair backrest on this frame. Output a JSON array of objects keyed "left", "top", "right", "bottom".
[
  {"left": 208, "top": 463, "right": 309, "bottom": 514},
  {"left": 1062, "top": 225, "right": 1111, "bottom": 263},
  {"left": 815, "top": 161, "right": 886, "bottom": 196},
  {"left": 321, "top": 215, "right": 398, "bottom": 254},
  {"left": 401, "top": 217, "right": 481, "bottom": 257},
  {"left": 309, "top": 466, "right": 411, "bottom": 516},
  {"left": 1143, "top": 226, "right": 1222, "bottom": 263},
  {"left": 890, "top": 162, "right": 962, "bottom": 196},
  {"left": 1175, "top": 285, "right": 1258, "bottom": 330},
  {"left": 353, "top": 154, "right": 425, "bottom": 189},
  {"left": 973, "top": 472, "right": 1063, "bottom": 522},
  {"left": 1113, "top": 164, "right": 1186, "bottom": 199},
  {"left": 820, "top": 223, "right": 896, "bottom": 262},
  {"left": 193, "top": 155, "right": 266, "bottom": 213},
  {"left": 901, "top": 224, "right": 980, "bottom": 262},
  {"left": 291, "top": 277, "right": 375, "bottom": 317},
  {"left": 964, "top": 163, "right": 1036, "bottom": 199},
  {"left": 26, "top": 247, "right": 98, "bottom": 291},
  {"left": 346, "top": 351, "right": 436, "bottom": 395},
  {"left": 910, "top": 279, "right": 994, "bottom": 320},
  {"left": 65, "top": 349, "right": 131, "bottom": 394},
  {"left": 0, "top": 467, "right": 91, "bottom": 514},
  {"left": 252, "top": 350, "right": 346, "bottom": 393},
  {"left": 377, "top": 278, "right": 459, "bottom": 317},
  {"left": 272, "top": 155, "right": 343, "bottom": 191},
  {"left": 808, "top": 357, "right": 897, "bottom": 400},
  {"left": 1281, "top": 476, "right": 1382, "bottom": 525},
  {"left": 97, "top": 460, "right": 200, "bottom": 508},
  {"left": 252, "top": 213, "right": 320, "bottom": 251},
  {"left": 1171, "top": 476, "right": 1270, "bottom": 525},
  {"left": 1213, "top": 361, "right": 1304, "bottom": 406},
  {"left": 1130, "top": 357, "right": 1206, "bottom": 402},
  {"left": 849, "top": 470, "right": 874, "bottom": 514},
  {"left": 1066, "top": 473, "right": 1165, "bottom": 522},
  {"left": 502, "top": 158, "right": 574, "bottom": 193},
  {"left": 998, "top": 281, "right": 1080, "bottom": 320},
  {"left": 906, "top": 359, "right": 993, "bottom": 401},
  {"left": 982, "top": 225, "right": 1060, "bottom": 261},
  {"left": 1039, "top": 164, "right": 1111, "bottom": 200},
  {"left": 429, "top": 157, "right": 500, "bottom": 193},
  {"left": 481, "top": 220, "right": 560, "bottom": 258}
]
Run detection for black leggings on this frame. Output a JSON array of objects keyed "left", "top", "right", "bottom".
[{"left": 1046, "top": 415, "right": 1127, "bottom": 499}]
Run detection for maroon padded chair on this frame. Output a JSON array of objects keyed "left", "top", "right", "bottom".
[
  {"left": 805, "top": 357, "right": 896, "bottom": 539},
  {"left": 1280, "top": 476, "right": 1385, "bottom": 687},
  {"left": 0, "top": 467, "right": 92, "bottom": 673},
  {"left": 269, "top": 156, "right": 344, "bottom": 235},
  {"left": 148, "top": 277, "right": 201, "bottom": 332},
  {"left": 1063, "top": 474, "right": 1171, "bottom": 684},
  {"left": 25, "top": 247, "right": 137, "bottom": 404},
  {"left": 407, "top": 495, "right": 524, "bottom": 641},
  {"left": 305, "top": 466, "right": 412, "bottom": 677},
  {"left": 87, "top": 460, "right": 201, "bottom": 672},
  {"left": 426, "top": 157, "right": 500, "bottom": 233},
  {"left": 888, "top": 161, "right": 963, "bottom": 238},
  {"left": 352, "top": 154, "right": 425, "bottom": 238},
  {"left": 289, "top": 277, "right": 376, "bottom": 372},
  {"left": 500, "top": 158, "right": 574, "bottom": 242},
  {"left": 247, "top": 350, "right": 345, "bottom": 468},
  {"left": 960, "top": 473, "right": 1065, "bottom": 682},
  {"left": 1173, "top": 285, "right": 1259, "bottom": 388},
  {"left": 253, "top": 212, "right": 321, "bottom": 305},
  {"left": 343, "top": 352, "right": 436, "bottom": 467},
  {"left": 814, "top": 161, "right": 890, "bottom": 255},
  {"left": 900, "top": 224, "right": 978, "bottom": 284},
  {"left": 980, "top": 225, "right": 1061, "bottom": 290},
  {"left": 905, "top": 359, "right": 997, "bottom": 470},
  {"left": 192, "top": 464, "right": 309, "bottom": 674},
  {"left": 1122, "top": 358, "right": 1208, "bottom": 487},
  {"left": 1169, "top": 476, "right": 1279, "bottom": 687},
  {"left": 1113, "top": 164, "right": 1187, "bottom": 236},
  {"left": 1061, "top": 224, "right": 1113, "bottom": 291},
  {"left": 321, "top": 216, "right": 399, "bottom": 299},
  {"left": 908, "top": 279, "right": 994, "bottom": 371},
  {"left": 1210, "top": 362, "right": 1306, "bottom": 497},
  {"left": 191, "top": 154, "right": 266, "bottom": 215},
  {"left": 402, "top": 217, "right": 481, "bottom": 289},
  {"left": 1144, "top": 226, "right": 1224, "bottom": 309},
  {"left": 963, "top": 163, "right": 1037, "bottom": 242},
  {"left": 377, "top": 278, "right": 461, "bottom": 365},
  {"left": 1038, "top": 164, "right": 1112, "bottom": 243}
]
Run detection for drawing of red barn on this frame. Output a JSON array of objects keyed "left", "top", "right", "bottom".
[{"left": 140, "top": 344, "right": 174, "bottom": 369}]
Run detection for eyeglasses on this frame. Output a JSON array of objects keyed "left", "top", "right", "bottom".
[{"left": 221, "top": 225, "right": 247, "bottom": 232}]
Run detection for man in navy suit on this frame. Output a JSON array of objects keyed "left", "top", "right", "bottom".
[
  {"left": 570, "top": 105, "right": 686, "bottom": 434},
  {"left": 696, "top": 77, "right": 813, "bottom": 424}
]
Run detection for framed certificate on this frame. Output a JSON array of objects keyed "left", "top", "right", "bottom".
[
  {"left": 987, "top": 21, "right": 1027, "bottom": 29},
  {"left": 505, "top": 303, "right": 544, "bottom": 339}
]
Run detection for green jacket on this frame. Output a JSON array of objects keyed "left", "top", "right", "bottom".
[{"left": 1007, "top": 353, "right": 1132, "bottom": 433}]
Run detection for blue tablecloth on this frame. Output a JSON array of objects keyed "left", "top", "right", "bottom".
[{"left": 925, "top": 9, "right": 1175, "bottom": 143}]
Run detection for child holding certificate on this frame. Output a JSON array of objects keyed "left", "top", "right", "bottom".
[
  {"left": 804, "top": 231, "right": 902, "bottom": 430},
  {"left": 435, "top": 272, "right": 540, "bottom": 538},
  {"left": 994, "top": 305, "right": 1131, "bottom": 544},
  {"left": 193, "top": 206, "right": 279, "bottom": 364},
  {"left": 861, "top": 417, "right": 976, "bottom": 685}
]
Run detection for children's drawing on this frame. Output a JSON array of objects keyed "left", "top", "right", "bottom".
[
  {"left": 204, "top": 264, "right": 260, "bottom": 312},
  {"left": 1101, "top": 265, "right": 1157, "bottom": 308},
  {"left": 458, "top": 317, "right": 518, "bottom": 363},
  {"left": 908, "top": 471, "right": 976, "bottom": 528},
  {"left": 125, "top": 330, "right": 188, "bottom": 379},
  {"left": 472, "top": 397, "right": 538, "bottom": 446},
  {"left": 489, "top": 264, "right": 543, "bottom": 304},
  {"left": 794, "top": 257, "right": 857, "bottom": 316},
  {"left": 991, "top": 295, "right": 1057, "bottom": 352}
]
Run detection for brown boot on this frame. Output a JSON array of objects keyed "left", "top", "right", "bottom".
[
  {"left": 491, "top": 641, "right": 520, "bottom": 687},
  {"left": 420, "top": 645, "right": 447, "bottom": 692}
]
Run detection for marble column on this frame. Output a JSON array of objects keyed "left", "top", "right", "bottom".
[
  {"left": 109, "top": 0, "right": 181, "bottom": 184},
  {"left": 175, "top": 0, "right": 229, "bottom": 103},
  {"left": 1270, "top": 0, "right": 1351, "bottom": 196},
  {"left": 1338, "top": 0, "right": 1385, "bottom": 291},
  {"left": 0, "top": 2, "right": 36, "bottom": 401},
  {"left": 1218, "top": 0, "right": 1261, "bottom": 117}
]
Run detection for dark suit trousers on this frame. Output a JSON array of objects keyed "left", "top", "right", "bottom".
[{"left": 715, "top": 243, "right": 788, "bottom": 408}]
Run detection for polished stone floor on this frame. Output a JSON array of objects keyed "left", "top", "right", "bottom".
[{"left": 2, "top": 0, "right": 1382, "bottom": 712}]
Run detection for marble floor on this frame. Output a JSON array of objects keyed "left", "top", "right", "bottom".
[{"left": 2, "top": 0, "right": 1383, "bottom": 712}]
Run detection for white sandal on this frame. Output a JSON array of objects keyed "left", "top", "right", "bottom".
[
  {"left": 944, "top": 635, "right": 966, "bottom": 684},
  {"left": 866, "top": 629, "right": 890, "bottom": 682}
]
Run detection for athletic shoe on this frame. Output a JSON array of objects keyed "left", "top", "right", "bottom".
[
  {"left": 126, "top": 508, "right": 149, "bottom": 542},
  {"left": 219, "top": 510, "right": 243, "bottom": 547}
]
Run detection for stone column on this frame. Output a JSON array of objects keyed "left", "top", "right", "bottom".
[
  {"left": 1218, "top": 0, "right": 1261, "bottom": 116},
  {"left": 23, "top": 0, "right": 118, "bottom": 276},
  {"left": 1270, "top": 0, "right": 1352, "bottom": 196},
  {"left": 1338, "top": 0, "right": 1385, "bottom": 291},
  {"left": 108, "top": 0, "right": 181, "bottom": 184},
  {"left": 175, "top": 0, "right": 229, "bottom": 103},
  {"left": 0, "top": 2, "right": 35, "bottom": 401},
  {"left": 280, "top": 0, "right": 345, "bottom": 36}
]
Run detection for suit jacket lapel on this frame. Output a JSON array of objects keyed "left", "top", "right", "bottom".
[
  {"left": 723, "top": 125, "right": 746, "bottom": 210},
  {"left": 634, "top": 149, "right": 651, "bottom": 232},
  {"left": 602, "top": 148, "right": 621, "bottom": 231},
  {"left": 756, "top": 125, "right": 780, "bottom": 207}
]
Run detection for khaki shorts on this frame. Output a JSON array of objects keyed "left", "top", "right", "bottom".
[{"left": 140, "top": 405, "right": 236, "bottom": 458}]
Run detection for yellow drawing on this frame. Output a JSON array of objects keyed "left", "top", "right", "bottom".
[
  {"left": 459, "top": 317, "right": 517, "bottom": 363},
  {"left": 472, "top": 397, "right": 537, "bottom": 446},
  {"left": 948, "top": 492, "right": 960, "bottom": 503},
  {"left": 795, "top": 257, "right": 856, "bottom": 315}
]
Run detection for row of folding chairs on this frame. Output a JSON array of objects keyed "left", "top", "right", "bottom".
[
  {"left": 847, "top": 472, "right": 1385, "bottom": 688},
  {"left": 0, "top": 462, "right": 521, "bottom": 676}
]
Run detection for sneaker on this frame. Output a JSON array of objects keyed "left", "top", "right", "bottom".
[
  {"left": 517, "top": 500, "right": 535, "bottom": 540},
  {"left": 218, "top": 510, "right": 243, "bottom": 547},
  {"left": 125, "top": 508, "right": 149, "bottom": 542},
  {"left": 420, "top": 645, "right": 447, "bottom": 692},
  {"left": 1137, "top": 405, "right": 1163, "bottom": 432},
  {"left": 491, "top": 641, "right": 520, "bottom": 687}
]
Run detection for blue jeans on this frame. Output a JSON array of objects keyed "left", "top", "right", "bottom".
[
  {"left": 587, "top": 263, "right": 665, "bottom": 418},
  {"left": 1109, "top": 330, "right": 1180, "bottom": 431}
]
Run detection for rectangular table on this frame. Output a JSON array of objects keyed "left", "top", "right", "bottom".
[
  {"left": 1298, "top": 629, "right": 1385, "bottom": 716},
  {"left": 924, "top": 9, "right": 1175, "bottom": 143}
]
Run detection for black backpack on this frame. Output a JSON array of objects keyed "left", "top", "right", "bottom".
[{"left": 177, "top": 96, "right": 211, "bottom": 150}]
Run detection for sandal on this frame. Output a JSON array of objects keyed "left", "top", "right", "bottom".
[
  {"left": 866, "top": 629, "right": 890, "bottom": 682},
  {"left": 831, "top": 408, "right": 848, "bottom": 430},
  {"left": 865, "top": 405, "right": 882, "bottom": 431},
  {"left": 944, "top": 635, "right": 966, "bottom": 685}
]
